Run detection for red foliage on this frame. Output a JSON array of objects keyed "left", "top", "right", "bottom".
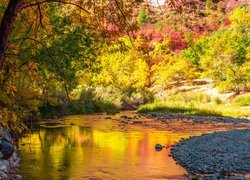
[
  {"left": 224, "top": 17, "right": 232, "bottom": 26},
  {"left": 138, "top": 24, "right": 188, "bottom": 52},
  {"left": 140, "top": 24, "right": 155, "bottom": 39},
  {"left": 168, "top": 31, "right": 188, "bottom": 52},
  {"left": 107, "top": 24, "right": 119, "bottom": 31}
]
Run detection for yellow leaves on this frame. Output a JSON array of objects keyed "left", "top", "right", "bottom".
[
  {"left": 6, "top": 58, "right": 16, "bottom": 66},
  {"left": 27, "top": 61, "right": 39, "bottom": 70},
  {"left": 94, "top": 48, "right": 149, "bottom": 92},
  {"left": 0, "top": 108, "right": 17, "bottom": 127},
  {"left": 1, "top": 108, "right": 8, "bottom": 115},
  {"left": 27, "top": 61, "right": 41, "bottom": 81},
  {"left": 0, "top": 108, "right": 9, "bottom": 127},
  {"left": 131, "top": 58, "right": 149, "bottom": 89},
  {"left": 230, "top": 7, "right": 250, "bottom": 28},
  {"left": 0, "top": 71, "right": 4, "bottom": 83},
  {"left": 152, "top": 54, "right": 198, "bottom": 89},
  {"left": 12, "top": 114, "right": 17, "bottom": 123},
  {"left": 6, "top": 84, "right": 17, "bottom": 97}
]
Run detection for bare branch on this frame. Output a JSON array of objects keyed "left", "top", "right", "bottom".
[
  {"left": 21, "top": 0, "right": 90, "bottom": 14},
  {"left": 19, "top": 21, "right": 34, "bottom": 49},
  {"left": 38, "top": 4, "right": 44, "bottom": 28}
]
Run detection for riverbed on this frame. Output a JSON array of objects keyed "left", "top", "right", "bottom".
[{"left": 18, "top": 111, "right": 249, "bottom": 179}]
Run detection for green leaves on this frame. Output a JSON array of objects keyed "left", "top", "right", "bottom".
[{"left": 137, "top": 8, "right": 150, "bottom": 26}]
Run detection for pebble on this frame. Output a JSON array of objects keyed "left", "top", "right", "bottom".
[
  {"left": 141, "top": 112, "right": 250, "bottom": 124},
  {"left": 170, "top": 129, "right": 250, "bottom": 178}
]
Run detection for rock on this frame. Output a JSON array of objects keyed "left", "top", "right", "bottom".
[
  {"left": 0, "top": 140, "right": 14, "bottom": 159},
  {"left": 0, "top": 171, "right": 7, "bottom": 179},
  {"left": 141, "top": 112, "right": 250, "bottom": 124},
  {"left": 0, "top": 129, "right": 20, "bottom": 179},
  {"left": 105, "top": 116, "right": 112, "bottom": 119},
  {"left": 120, "top": 121, "right": 128, "bottom": 124},
  {"left": 0, "top": 129, "right": 13, "bottom": 144},
  {"left": 120, "top": 115, "right": 129, "bottom": 119},
  {"left": 132, "top": 121, "right": 143, "bottom": 124},
  {"left": 0, "top": 160, "right": 10, "bottom": 173},
  {"left": 120, "top": 115, "right": 132, "bottom": 119},
  {"left": 155, "top": 144, "right": 163, "bottom": 151},
  {"left": 0, "top": 162, "right": 8, "bottom": 172},
  {"left": 14, "top": 174, "right": 22, "bottom": 179}
]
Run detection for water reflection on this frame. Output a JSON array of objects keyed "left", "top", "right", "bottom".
[{"left": 19, "top": 115, "right": 192, "bottom": 179}]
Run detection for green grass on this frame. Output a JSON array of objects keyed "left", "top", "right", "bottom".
[
  {"left": 165, "top": 91, "right": 212, "bottom": 103},
  {"left": 138, "top": 101, "right": 250, "bottom": 118},
  {"left": 234, "top": 95, "right": 250, "bottom": 106}
]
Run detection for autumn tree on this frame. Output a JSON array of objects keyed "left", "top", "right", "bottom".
[{"left": 0, "top": 0, "right": 138, "bottom": 128}]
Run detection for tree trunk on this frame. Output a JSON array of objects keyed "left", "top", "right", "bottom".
[{"left": 0, "top": 0, "right": 22, "bottom": 69}]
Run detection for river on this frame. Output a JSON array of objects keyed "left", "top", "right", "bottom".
[{"left": 18, "top": 112, "right": 204, "bottom": 179}]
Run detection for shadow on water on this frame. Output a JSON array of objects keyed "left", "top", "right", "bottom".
[{"left": 18, "top": 113, "right": 195, "bottom": 179}]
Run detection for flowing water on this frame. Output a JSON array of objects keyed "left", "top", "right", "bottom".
[{"left": 18, "top": 112, "right": 201, "bottom": 179}]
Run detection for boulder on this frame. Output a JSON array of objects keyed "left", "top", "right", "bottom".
[
  {"left": 0, "top": 129, "right": 13, "bottom": 144},
  {"left": 0, "top": 140, "right": 14, "bottom": 159}
]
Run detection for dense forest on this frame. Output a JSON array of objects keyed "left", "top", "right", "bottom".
[{"left": 0, "top": 0, "right": 249, "bottom": 131}]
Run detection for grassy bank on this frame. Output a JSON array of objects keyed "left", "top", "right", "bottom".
[{"left": 138, "top": 101, "right": 250, "bottom": 118}]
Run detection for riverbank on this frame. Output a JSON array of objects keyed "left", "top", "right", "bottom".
[
  {"left": 0, "top": 129, "right": 21, "bottom": 179},
  {"left": 138, "top": 101, "right": 250, "bottom": 118},
  {"left": 140, "top": 112, "right": 250, "bottom": 123},
  {"left": 135, "top": 112, "right": 250, "bottom": 179},
  {"left": 170, "top": 129, "right": 250, "bottom": 179}
]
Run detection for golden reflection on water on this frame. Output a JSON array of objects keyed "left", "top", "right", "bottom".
[{"left": 19, "top": 115, "right": 194, "bottom": 179}]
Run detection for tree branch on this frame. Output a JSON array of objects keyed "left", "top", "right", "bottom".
[
  {"left": 12, "top": 37, "right": 71, "bottom": 103},
  {"left": 38, "top": 4, "right": 44, "bottom": 28},
  {"left": 21, "top": 0, "right": 90, "bottom": 14}
]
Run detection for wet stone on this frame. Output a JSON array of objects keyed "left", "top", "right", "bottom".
[
  {"left": 0, "top": 140, "right": 14, "bottom": 160},
  {"left": 155, "top": 144, "right": 163, "bottom": 151}
]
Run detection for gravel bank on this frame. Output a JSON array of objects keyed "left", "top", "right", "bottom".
[
  {"left": 170, "top": 129, "right": 250, "bottom": 178},
  {"left": 141, "top": 112, "right": 250, "bottom": 123}
]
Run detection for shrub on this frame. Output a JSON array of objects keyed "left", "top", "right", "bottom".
[
  {"left": 79, "top": 88, "right": 96, "bottom": 114},
  {"left": 94, "top": 99, "right": 119, "bottom": 114},
  {"left": 213, "top": 97, "right": 223, "bottom": 105},
  {"left": 165, "top": 92, "right": 211, "bottom": 103}
]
